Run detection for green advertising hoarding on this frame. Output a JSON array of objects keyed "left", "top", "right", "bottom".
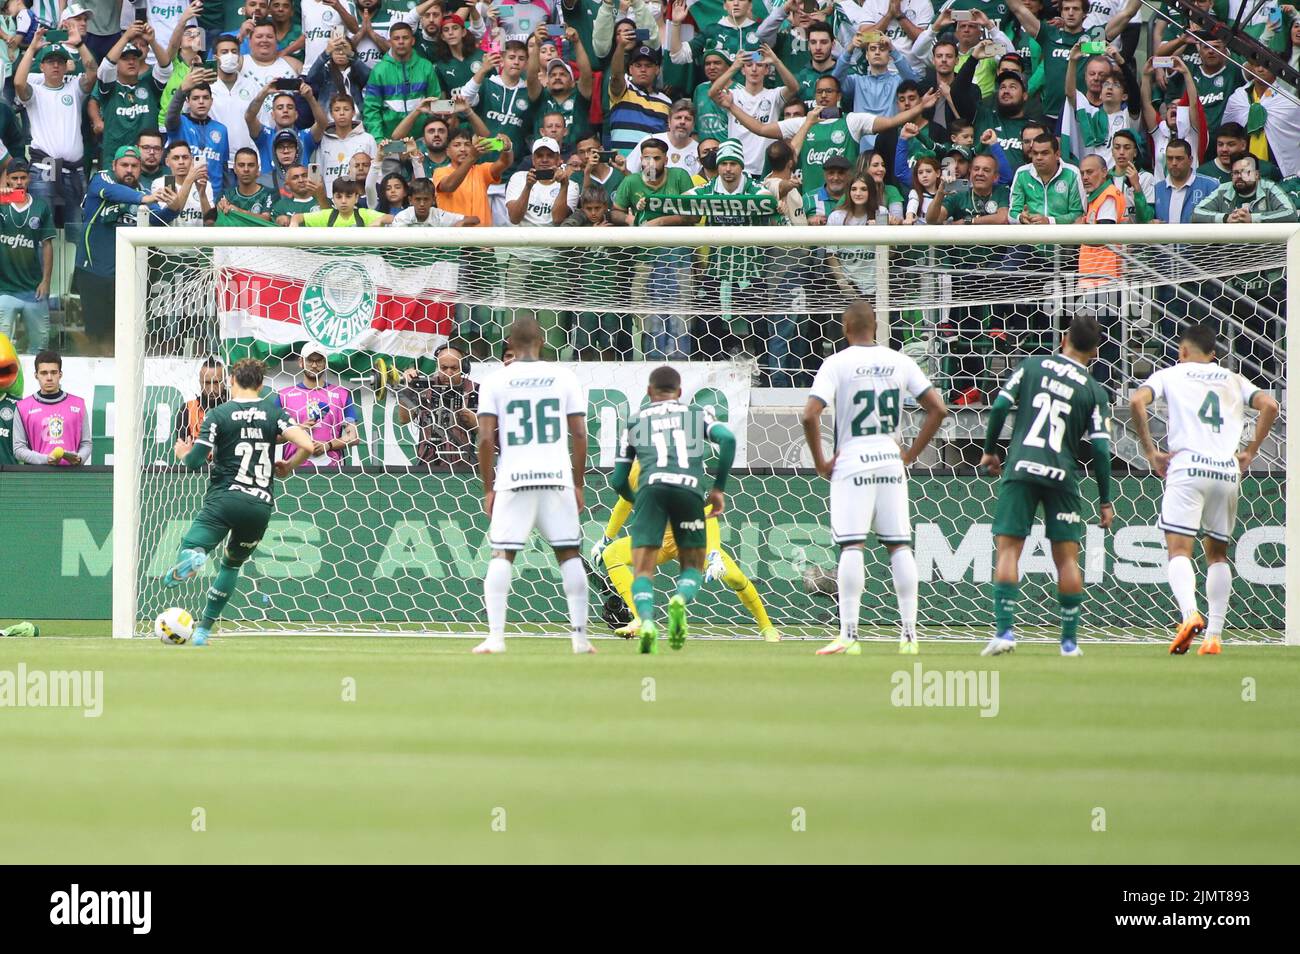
[{"left": 1, "top": 472, "right": 1284, "bottom": 636}]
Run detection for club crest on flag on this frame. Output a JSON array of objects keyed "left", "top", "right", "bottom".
[{"left": 300, "top": 261, "right": 378, "bottom": 351}]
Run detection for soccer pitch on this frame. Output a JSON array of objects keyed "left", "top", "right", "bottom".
[{"left": 2, "top": 628, "right": 1297, "bottom": 864}]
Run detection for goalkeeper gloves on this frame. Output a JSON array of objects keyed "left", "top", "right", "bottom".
[
  {"left": 590, "top": 535, "right": 612, "bottom": 565},
  {"left": 705, "top": 550, "right": 725, "bottom": 583}
]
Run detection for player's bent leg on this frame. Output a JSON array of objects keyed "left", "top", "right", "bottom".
[
  {"left": 718, "top": 551, "right": 779, "bottom": 640},
  {"left": 603, "top": 541, "right": 640, "bottom": 636},
  {"left": 1164, "top": 531, "right": 1205, "bottom": 655},
  {"left": 1050, "top": 539, "right": 1085, "bottom": 657},
  {"left": 167, "top": 512, "right": 226, "bottom": 588},
  {"left": 1200, "top": 537, "right": 1232, "bottom": 655},
  {"left": 818, "top": 543, "right": 864, "bottom": 656}
]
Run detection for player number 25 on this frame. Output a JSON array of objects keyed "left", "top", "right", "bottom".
[{"left": 1023, "top": 391, "right": 1069, "bottom": 453}]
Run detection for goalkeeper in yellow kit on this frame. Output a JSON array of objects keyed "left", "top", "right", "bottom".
[{"left": 591, "top": 459, "right": 781, "bottom": 641}]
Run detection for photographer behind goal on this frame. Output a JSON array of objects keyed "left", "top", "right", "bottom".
[{"left": 396, "top": 343, "right": 479, "bottom": 468}]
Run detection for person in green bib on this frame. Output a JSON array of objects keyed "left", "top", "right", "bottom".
[
  {"left": 217, "top": 148, "right": 277, "bottom": 221},
  {"left": 1005, "top": 0, "right": 1140, "bottom": 121}
]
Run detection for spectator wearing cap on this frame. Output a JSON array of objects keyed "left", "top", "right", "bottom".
[
  {"left": 166, "top": 69, "right": 233, "bottom": 198},
  {"left": 967, "top": 67, "right": 1038, "bottom": 171},
  {"left": 89, "top": 24, "right": 175, "bottom": 170},
  {"left": 608, "top": 39, "right": 671, "bottom": 156},
  {"left": 277, "top": 342, "right": 360, "bottom": 469},
  {"left": 218, "top": 146, "right": 277, "bottom": 220},
  {"left": 361, "top": 20, "right": 443, "bottom": 140},
  {"left": 499, "top": 136, "right": 579, "bottom": 357},
  {"left": 245, "top": 78, "right": 327, "bottom": 180},
  {"left": 804, "top": 152, "right": 852, "bottom": 224},
  {"left": 537, "top": 28, "right": 594, "bottom": 154},
  {"left": 0, "top": 161, "right": 56, "bottom": 352},
  {"left": 71, "top": 0, "right": 124, "bottom": 62},
  {"left": 688, "top": 47, "right": 734, "bottom": 144},
  {"left": 75, "top": 145, "right": 179, "bottom": 353},
  {"left": 15, "top": 27, "right": 98, "bottom": 227}
]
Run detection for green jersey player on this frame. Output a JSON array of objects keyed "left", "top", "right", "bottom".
[
  {"left": 611, "top": 366, "right": 737, "bottom": 654},
  {"left": 979, "top": 316, "right": 1115, "bottom": 657},
  {"left": 164, "top": 359, "right": 323, "bottom": 645}
]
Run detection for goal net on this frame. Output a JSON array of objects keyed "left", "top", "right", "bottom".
[{"left": 112, "top": 224, "right": 1299, "bottom": 644}]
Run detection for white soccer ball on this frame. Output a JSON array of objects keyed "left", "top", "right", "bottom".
[{"left": 155, "top": 608, "right": 195, "bottom": 645}]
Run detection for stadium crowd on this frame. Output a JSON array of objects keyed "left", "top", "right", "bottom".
[{"left": 0, "top": 0, "right": 1296, "bottom": 399}]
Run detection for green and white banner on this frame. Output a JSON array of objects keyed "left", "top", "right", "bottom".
[{"left": 641, "top": 194, "right": 777, "bottom": 219}]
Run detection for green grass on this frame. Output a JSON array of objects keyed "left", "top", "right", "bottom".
[{"left": 1, "top": 627, "right": 1297, "bottom": 863}]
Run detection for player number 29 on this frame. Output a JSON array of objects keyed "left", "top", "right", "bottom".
[
  {"left": 849, "top": 388, "right": 900, "bottom": 436},
  {"left": 1023, "top": 391, "right": 1069, "bottom": 453}
]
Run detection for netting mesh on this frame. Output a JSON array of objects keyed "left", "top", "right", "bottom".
[{"left": 128, "top": 231, "right": 1288, "bottom": 641}]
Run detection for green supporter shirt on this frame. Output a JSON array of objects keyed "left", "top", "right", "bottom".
[
  {"left": 617, "top": 399, "right": 724, "bottom": 502},
  {"left": 538, "top": 90, "right": 592, "bottom": 151},
  {"left": 474, "top": 76, "right": 539, "bottom": 165},
  {"left": 974, "top": 107, "right": 1036, "bottom": 170},
  {"left": 192, "top": 394, "right": 292, "bottom": 508},
  {"left": 997, "top": 354, "right": 1111, "bottom": 496},
  {"left": 0, "top": 197, "right": 56, "bottom": 295},
  {"left": 93, "top": 71, "right": 166, "bottom": 167},
  {"left": 941, "top": 183, "right": 1011, "bottom": 222},
  {"left": 613, "top": 167, "right": 697, "bottom": 225},
  {"left": 434, "top": 51, "right": 485, "bottom": 97},
  {"left": 1034, "top": 23, "right": 1086, "bottom": 119},
  {"left": 692, "top": 80, "right": 731, "bottom": 141},
  {"left": 777, "top": 113, "right": 871, "bottom": 194},
  {"left": 0, "top": 393, "right": 17, "bottom": 466},
  {"left": 584, "top": 165, "right": 625, "bottom": 201},
  {"left": 272, "top": 194, "right": 321, "bottom": 223},
  {"left": 686, "top": 175, "right": 773, "bottom": 287},
  {"left": 793, "top": 62, "right": 838, "bottom": 106},
  {"left": 223, "top": 184, "right": 278, "bottom": 218}
]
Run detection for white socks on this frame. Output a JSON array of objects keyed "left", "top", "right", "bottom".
[
  {"left": 483, "top": 557, "right": 512, "bottom": 648},
  {"left": 838, "top": 547, "right": 864, "bottom": 641},
  {"left": 1167, "top": 555, "right": 1198, "bottom": 621},
  {"left": 1206, "top": 562, "right": 1232, "bottom": 638},
  {"left": 891, "top": 547, "right": 919, "bottom": 641},
  {"left": 560, "top": 557, "right": 591, "bottom": 650}
]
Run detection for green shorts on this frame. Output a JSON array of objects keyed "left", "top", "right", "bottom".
[
  {"left": 629, "top": 483, "right": 708, "bottom": 551},
  {"left": 992, "top": 480, "right": 1086, "bottom": 544},
  {"left": 180, "top": 491, "right": 273, "bottom": 566}
]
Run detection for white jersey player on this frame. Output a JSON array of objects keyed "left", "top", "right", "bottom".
[
  {"left": 801, "top": 302, "right": 949, "bottom": 656},
  {"left": 1130, "top": 324, "right": 1279, "bottom": 656},
  {"left": 473, "top": 318, "right": 592, "bottom": 655}
]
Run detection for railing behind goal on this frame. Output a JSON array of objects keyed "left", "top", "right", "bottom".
[{"left": 112, "top": 224, "right": 1300, "bottom": 643}]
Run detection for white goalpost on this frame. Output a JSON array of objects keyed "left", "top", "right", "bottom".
[{"left": 112, "top": 223, "right": 1300, "bottom": 644}]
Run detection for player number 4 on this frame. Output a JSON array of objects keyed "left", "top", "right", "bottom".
[{"left": 1198, "top": 391, "right": 1223, "bottom": 433}]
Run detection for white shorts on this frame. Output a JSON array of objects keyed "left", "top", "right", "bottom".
[
  {"left": 1158, "top": 468, "right": 1240, "bottom": 543},
  {"left": 830, "top": 465, "right": 911, "bottom": 546},
  {"left": 488, "top": 486, "right": 582, "bottom": 550}
]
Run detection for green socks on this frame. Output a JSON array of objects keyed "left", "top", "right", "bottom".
[
  {"left": 676, "top": 567, "right": 703, "bottom": 603},
  {"left": 632, "top": 575, "right": 655, "bottom": 624},
  {"left": 201, "top": 563, "right": 243, "bottom": 629},
  {"left": 1059, "top": 591, "right": 1084, "bottom": 644},
  {"left": 993, "top": 581, "right": 1019, "bottom": 634}
]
